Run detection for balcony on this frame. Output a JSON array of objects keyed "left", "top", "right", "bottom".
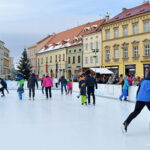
[
  {"left": 132, "top": 55, "right": 140, "bottom": 60},
  {"left": 143, "top": 55, "right": 150, "bottom": 60},
  {"left": 105, "top": 59, "right": 110, "bottom": 62},
  {"left": 122, "top": 57, "right": 129, "bottom": 61},
  {"left": 113, "top": 58, "right": 119, "bottom": 62}
]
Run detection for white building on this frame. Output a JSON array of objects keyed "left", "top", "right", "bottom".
[{"left": 0, "top": 40, "right": 4, "bottom": 76}]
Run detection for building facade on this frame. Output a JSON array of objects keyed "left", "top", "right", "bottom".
[
  {"left": 28, "top": 35, "right": 53, "bottom": 74},
  {"left": 83, "top": 31, "right": 102, "bottom": 70},
  {"left": 66, "top": 44, "right": 83, "bottom": 78},
  {"left": 0, "top": 40, "right": 4, "bottom": 76},
  {"left": 102, "top": 2, "right": 150, "bottom": 77},
  {"left": 3, "top": 47, "right": 10, "bottom": 76}
]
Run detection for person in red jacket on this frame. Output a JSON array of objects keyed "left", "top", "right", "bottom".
[{"left": 42, "top": 73, "right": 53, "bottom": 99}]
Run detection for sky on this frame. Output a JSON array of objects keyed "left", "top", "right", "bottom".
[{"left": 0, "top": 0, "right": 144, "bottom": 63}]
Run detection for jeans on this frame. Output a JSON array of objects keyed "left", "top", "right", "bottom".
[
  {"left": 29, "top": 87, "right": 35, "bottom": 98},
  {"left": 45, "top": 86, "right": 52, "bottom": 98},
  {"left": 124, "top": 101, "right": 150, "bottom": 125},
  {"left": 18, "top": 93, "right": 22, "bottom": 100},
  {"left": 120, "top": 89, "right": 127, "bottom": 100},
  {"left": 61, "top": 84, "right": 67, "bottom": 94},
  {"left": 87, "top": 86, "right": 95, "bottom": 104}
]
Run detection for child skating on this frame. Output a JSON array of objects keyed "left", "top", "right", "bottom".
[
  {"left": 79, "top": 75, "right": 87, "bottom": 105},
  {"left": 17, "top": 85, "right": 24, "bottom": 100}
]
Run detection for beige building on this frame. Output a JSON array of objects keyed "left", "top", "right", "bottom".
[
  {"left": 102, "top": 2, "right": 150, "bottom": 76},
  {"left": 28, "top": 35, "right": 53, "bottom": 74},
  {"left": 3, "top": 47, "right": 10, "bottom": 75},
  {"left": 82, "top": 19, "right": 105, "bottom": 71}
]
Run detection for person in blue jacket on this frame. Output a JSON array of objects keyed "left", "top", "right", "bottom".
[
  {"left": 119, "top": 75, "right": 130, "bottom": 101},
  {"left": 122, "top": 71, "right": 150, "bottom": 132}
]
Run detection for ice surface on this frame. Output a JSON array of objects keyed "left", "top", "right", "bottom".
[{"left": 0, "top": 88, "right": 150, "bottom": 150}]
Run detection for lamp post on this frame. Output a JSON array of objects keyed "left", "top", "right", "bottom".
[{"left": 92, "top": 49, "right": 99, "bottom": 74}]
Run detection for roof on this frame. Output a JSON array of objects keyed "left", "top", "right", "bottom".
[
  {"left": 90, "top": 68, "right": 114, "bottom": 74},
  {"left": 36, "top": 35, "right": 53, "bottom": 44},
  {"left": 38, "top": 19, "right": 105, "bottom": 54},
  {"left": 104, "top": 2, "right": 150, "bottom": 25},
  {"left": 28, "top": 44, "right": 37, "bottom": 49}
]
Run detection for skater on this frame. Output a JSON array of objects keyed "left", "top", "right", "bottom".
[
  {"left": 122, "top": 71, "right": 150, "bottom": 133},
  {"left": 67, "top": 79, "right": 73, "bottom": 94},
  {"left": 85, "top": 73, "right": 97, "bottom": 105},
  {"left": 42, "top": 73, "right": 53, "bottom": 99},
  {"left": 0, "top": 78, "right": 6, "bottom": 97},
  {"left": 17, "top": 84, "right": 24, "bottom": 100},
  {"left": 2, "top": 78, "right": 9, "bottom": 93},
  {"left": 53, "top": 77, "right": 58, "bottom": 88},
  {"left": 27, "top": 73, "right": 38, "bottom": 100},
  {"left": 119, "top": 75, "right": 130, "bottom": 101},
  {"left": 79, "top": 75, "right": 87, "bottom": 105},
  {"left": 59, "top": 76, "right": 67, "bottom": 95},
  {"left": 17, "top": 76, "right": 24, "bottom": 87},
  {"left": 41, "top": 74, "right": 45, "bottom": 94}
]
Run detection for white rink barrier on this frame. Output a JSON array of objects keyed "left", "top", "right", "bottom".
[{"left": 73, "top": 83, "right": 138, "bottom": 102}]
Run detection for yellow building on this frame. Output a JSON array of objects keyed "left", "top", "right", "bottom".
[
  {"left": 3, "top": 47, "right": 10, "bottom": 76},
  {"left": 102, "top": 2, "right": 150, "bottom": 77}
]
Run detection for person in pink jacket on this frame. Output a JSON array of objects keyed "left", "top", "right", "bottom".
[{"left": 42, "top": 73, "right": 53, "bottom": 99}]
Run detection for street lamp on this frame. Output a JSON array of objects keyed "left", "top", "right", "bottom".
[{"left": 92, "top": 49, "right": 99, "bottom": 73}]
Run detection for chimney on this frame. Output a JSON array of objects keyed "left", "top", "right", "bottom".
[
  {"left": 143, "top": 0, "right": 149, "bottom": 4},
  {"left": 105, "top": 12, "right": 110, "bottom": 21},
  {"left": 122, "top": 8, "right": 127, "bottom": 12}
]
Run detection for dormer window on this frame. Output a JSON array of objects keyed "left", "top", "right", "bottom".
[
  {"left": 83, "top": 27, "right": 90, "bottom": 32},
  {"left": 91, "top": 25, "right": 97, "bottom": 30}
]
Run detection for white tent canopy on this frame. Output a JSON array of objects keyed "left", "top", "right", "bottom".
[{"left": 90, "top": 68, "right": 114, "bottom": 74}]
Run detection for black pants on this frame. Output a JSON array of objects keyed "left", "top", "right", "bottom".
[
  {"left": 45, "top": 86, "right": 52, "bottom": 99},
  {"left": 125, "top": 101, "right": 150, "bottom": 125},
  {"left": 55, "top": 83, "right": 58, "bottom": 88},
  {"left": 0, "top": 87, "right": 5, "bottom": 96},
  {"left": 87, "top": 86, "right": 95, "bottom": 104},
  {"left": 42, "top": 86, "right": 45, "bottom": 94},
  {"left": 29, "top": 87, "right": 35, "bottom": 98},
  {"left": 4, "top": 86, "right": 9, "bottom": 93}
]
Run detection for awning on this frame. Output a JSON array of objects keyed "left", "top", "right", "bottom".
[{"left": 90, "top": 68, "right": 114, "bottom": 74}]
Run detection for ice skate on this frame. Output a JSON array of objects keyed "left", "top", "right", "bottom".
[{"left": 121, "top": 122, "right": 128, "bottom": 133}]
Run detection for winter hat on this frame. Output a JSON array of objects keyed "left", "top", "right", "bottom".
[{"left": 46, "top": 72, "right": 49, "bottom": 76}]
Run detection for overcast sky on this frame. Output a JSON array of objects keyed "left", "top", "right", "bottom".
[{"left": 0, "top": 0, "right": 143, "bottom": 63}]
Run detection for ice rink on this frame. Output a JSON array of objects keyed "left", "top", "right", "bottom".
[{"left": 0, "top": 89, "right": 150, "bottom": 150}]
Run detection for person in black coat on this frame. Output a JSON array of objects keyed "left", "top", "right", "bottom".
[
  {"left": 0, "top": 78, "right": 7, "bottom": 97},
  {"left": 59, "top": 76, "right": 67, "bottom": 94},
  {"left": 27, "top": 73, "right": 38, "bottom": 100},
  {"left": 85, "top": 74, "right": 97, "bottom": 105}
]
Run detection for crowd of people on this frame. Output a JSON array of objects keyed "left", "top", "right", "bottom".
[{"left": 0, "top": 72, "right": 150, "bottom": 133}]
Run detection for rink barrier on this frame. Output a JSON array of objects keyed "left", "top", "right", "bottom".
[
  {"left": 73, "top": 83, "right": 138, "bottom": 102},
  {"left": 7, "top": 81, "right": 137, "bottom": 102}
]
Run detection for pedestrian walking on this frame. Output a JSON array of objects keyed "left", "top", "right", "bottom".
[
  {"left": 17, "top": 84, "right": 24, "bottom": 100},
  {"left": 122, "top": 71, "right": 150, "bottom": 133},
  {"left": 119, "top": 76, "right": 130, "bottom": 101},
  {"left": 53, "top": 77, "right": 58, "bottom": 88},
  {"left": 42, "top": 73, "right": 53, "bottom": 99},
  {"left": 85, "top": 74, "right": 97, "bottom": 105},
  {"left": 59, "top": 76, "right": 67, "bottom": 95},
  {"left": 79, "top": 75, "right": 87, "bottom": 105},
  {"left": 41, "top": 75, "right": 45, "bottom": 94},
  {"left": 27, "top": 73, "right": 38, "bottom": 100},
  {"left": 2, "top": 78, "right": 9, "bottom": 93}
]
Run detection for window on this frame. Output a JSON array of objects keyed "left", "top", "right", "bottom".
[
  {"left": 114, "top": 28, "right": 118, "bottom": 38},
  {"left": 41, "top": 58, "right": 43, "bottom": 64},
  {"left": 144, "top": 22, "right": 149, "bottom": 32},
  {"left": 55, "top": 55, "right": 57, "bottom": 62},
  {"left": 106, "top": 30, "right": 110, "bottom": 40},
  {"left": 123, "top": 47, "right": 128, "bottom": 58},
  {"left": 133, "top": 46, "right": 138, "bottom": 57},
  {"left": 68, "top": 57, "right": 70, "bottom": 64},
  {"left": 85, "top": 57, "right": 88, "bottom": 64},
  {"left": 59, "top": 55, "right": 61, "bottom": 62},
  {"left": 90, "top": 56, "right": 93, "bottom": 64},
  {"left": 145, "top": 45, "right": 150, "bottom": 56},
  {"left": 90, "top": 42, "right": 93, "bottom": 50},
  {"left": 106, "top": 50, "right": 110, "bottom": 60},
  {"left": 96, "top": 41, "right": 99, "bottom": 49},
  {"left": 38, "top": 58, "right": 40, "bottom": 64},
  {"left": 50, "top": 56, "right": 52, "bottom": 63},
  {"left": 69, "top": 50, "right": 71, "bottom": 53},
  {"left": 78, "top": 56, "right": 80, "bottom": 63},
  {"left": 123, "top": 26, "right": 128, "bottom": 36},
  {"left": 63, "top": 54, "right": 65, "bottom": 61},
  {"left": 85, "top": 43, "right": 88, "bottom": 51},
  {"left": 46, "top": 57, "right": 48, "bottom": 63},
  {"left": 114, "top": 48, "right": 119, "bottom": 59},
  {"left": 79, "top": 49, "right": 81, "bottom": 52},
  {"left": 73, "top": 56, "right": 75, "bottom": 64},
  {"left": 96, "top": 56, "right": 98, "bottom": 64},
  {"left": 133, "top": 24, "right": 138, "bottom": 34},
  {"left": 74, "top": 49, "right": 76, "bottom": 53}
]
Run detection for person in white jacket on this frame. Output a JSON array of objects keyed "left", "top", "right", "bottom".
[{"left": 53, "top": 77, "right": 58, "bottom": 88}]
